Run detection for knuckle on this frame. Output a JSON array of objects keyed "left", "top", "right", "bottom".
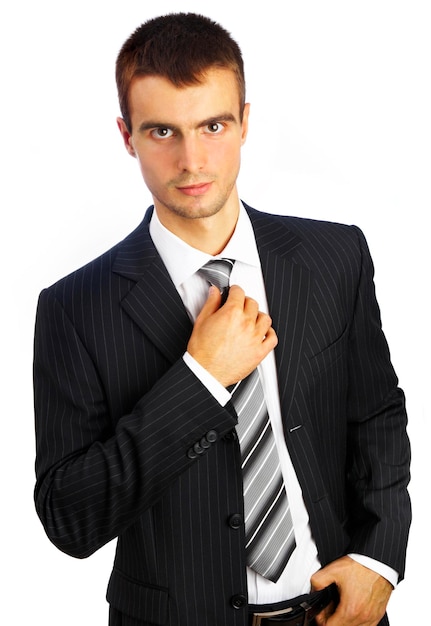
[{"left": 231, "top": 284, "right": 244, "bottom": 295}]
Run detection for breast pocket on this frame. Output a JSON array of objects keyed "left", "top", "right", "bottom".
[{"left": 309, "top": 325, "right": 349, "bottom": 375}]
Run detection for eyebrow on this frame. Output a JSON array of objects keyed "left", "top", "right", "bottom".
[{"left": 137, "top": 112, "right": 238, "bottom": 134}]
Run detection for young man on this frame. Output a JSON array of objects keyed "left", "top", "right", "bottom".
[{"left": 33, "top": 13, "right": 411, "bottom": 626}]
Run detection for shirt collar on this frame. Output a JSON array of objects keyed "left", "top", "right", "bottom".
[{"left": 149, "top": 202, "right": 261, "bottom": 289}]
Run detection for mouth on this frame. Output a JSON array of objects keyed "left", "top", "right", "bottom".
[{"left": 176, "top": 182, "right": 213, "bottom": 196}]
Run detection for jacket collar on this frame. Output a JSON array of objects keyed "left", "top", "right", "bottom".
[
  {"left": 112, "top": 207, "right": 193, "bottom": 363},
  {"left": 112, "top": 204, "right": 303, "bottom": 280}
]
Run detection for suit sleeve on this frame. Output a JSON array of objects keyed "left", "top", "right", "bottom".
[
  {"left": 345, "top": 226, "right": 411, "bottom": 581},
  {"left": 33, "top": 288, "right": 237, "bottom": 558}
]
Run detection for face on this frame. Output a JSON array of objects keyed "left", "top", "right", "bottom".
[{"left": 117, "top": 68, "right": 249, "bottom": 232}]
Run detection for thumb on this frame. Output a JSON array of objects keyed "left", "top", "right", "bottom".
[{"left": 196, "top": 286, "right": 222, "bottom": 322}]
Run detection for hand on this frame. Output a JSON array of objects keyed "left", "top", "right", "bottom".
[
  {"left": 311, "top": 556, "right": 393, "bottom": 626},
  {"left": 187, "top": 285, "right": 278, "bottom": 387}
]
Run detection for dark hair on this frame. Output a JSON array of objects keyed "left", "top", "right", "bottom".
[{"left": 116, "top": 12, "right": 245, "bottom": 131}]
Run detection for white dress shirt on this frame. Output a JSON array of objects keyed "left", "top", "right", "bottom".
[{"left": 149, "top": 203, "right": 397, "bottom": 602}]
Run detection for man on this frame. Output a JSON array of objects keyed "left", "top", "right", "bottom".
[{"left": 33, "top": 13, "right": 411, "bottom": 626}]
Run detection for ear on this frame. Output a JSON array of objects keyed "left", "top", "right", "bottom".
[
  {"left": 116, "top": 117, "right": 136, "bottom": 157},
  {"left": 240, "top": 103, "right": 250, "bottom": 145}
]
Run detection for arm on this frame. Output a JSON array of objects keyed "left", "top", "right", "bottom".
[
  {"left": 33, "top": 287, "right": 237, "bottom": 558},
  {"left": 344, "top": 227, "right": 411, "bottom": 575},
  {"left": 34, "top": 283, "right": 274, "bottom": 559},
  {"left": 312, "top": 227, "right": 411, "bottom": 624}
]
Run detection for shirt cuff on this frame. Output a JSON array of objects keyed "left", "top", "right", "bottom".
[
  {"left": 348, "top": 554, "right": 398, "bottom": 588},
  {"left": 183, "top": 352, "right": 231, "bottom": 407}
]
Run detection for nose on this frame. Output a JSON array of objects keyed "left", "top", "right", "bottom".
[{"left": 176, "top": 134, "right": 206, "bottom": 173}]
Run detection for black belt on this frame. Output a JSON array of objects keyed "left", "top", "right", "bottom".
[{"left": 248, "top": 583, "right": 339, "bottom": 626}]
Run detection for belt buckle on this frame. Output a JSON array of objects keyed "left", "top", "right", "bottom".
[
  {"left": 251, "top": 606, "right": 293, "bottom": 626},
  {"left": 252, "top": 606, "right": 293, "bottom": 626},
  {"left": 299, "top": 600, "right": 312, "bottom": 626},
  {"left": 251, "top": 600, "right": 312, "bottom": 626}
]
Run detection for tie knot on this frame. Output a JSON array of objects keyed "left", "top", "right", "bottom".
[{"left": 199, "top": 258, "right": 235, "bottom": 292}]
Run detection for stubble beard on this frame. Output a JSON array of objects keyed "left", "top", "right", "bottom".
[{"left": 156, "top": 177, "right": 237, "bottom": 221}]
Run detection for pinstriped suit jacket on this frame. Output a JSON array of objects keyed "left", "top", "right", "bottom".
[{"left": 33, "top": 204, "right": 410, "bottom": 626}]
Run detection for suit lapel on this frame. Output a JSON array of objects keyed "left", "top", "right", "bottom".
[
  {"left": 247, "top": 206, "right": 312, "bottom": 427},
  {"left": 113, "top": 205, "right": 313, "bottom": 421},
  {"left": 112, "top": 210, "right": 193, "bottom": 364}
]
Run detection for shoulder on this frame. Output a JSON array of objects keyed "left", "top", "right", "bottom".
[
  {"left": 43, "top": 207, "right": 152, "bottom": 292},
  {"left": 40, "top": 209, "right": 155, "bottom": 301},
  {"left": 243, "top": 201, "right": 368, "bottom": 262},
  {"left": 244, "top": 201, "right": 361, "bottom": 236}
]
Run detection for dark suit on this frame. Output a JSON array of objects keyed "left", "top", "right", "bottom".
[{"left": 33, "top": 204, "right": 410, "bottom": 626}]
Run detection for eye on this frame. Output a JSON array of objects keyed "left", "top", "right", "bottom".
[
  {"left": 205, "top": 122, "right": 223, "bottom": 134},
  {"left": 151, "top": 127, "right": 174, "bottom": 139}
]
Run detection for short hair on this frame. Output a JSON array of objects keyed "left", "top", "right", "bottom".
[{"left": 116, "top": 12, "right": 245, "bottom": 131}]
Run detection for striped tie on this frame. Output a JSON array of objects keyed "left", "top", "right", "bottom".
[
  {"left": 198, "top": 258, "right": 234, "bottom": 304},
  {"left": 199, "top": 259, "right": 295, "bottom": 582}
]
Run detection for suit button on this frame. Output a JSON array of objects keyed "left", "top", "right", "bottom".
[
  {"left": 200, "top": 436, "right": 211, "bottom": 449},
  {"left": 228, "top": 513, "right": 243, "bottom": 529},
  {"left": 231, "top": 594, "right": 247, "bottom": 610},
  {"left": 206, "top": 430, "right": 218, "bottom": 443},
  {"left": 193, "top": 441, "right": 204, "bottom": 455},
  {"left": 187, "top": 448, "right": 198, "bottom": 459}
]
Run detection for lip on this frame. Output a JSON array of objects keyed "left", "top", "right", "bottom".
[{"left": 176, "top": 182, "right": 213, "bottom": 196}]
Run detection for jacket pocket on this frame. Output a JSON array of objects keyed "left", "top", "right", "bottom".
[
  {"left": 107, "top": 568, "right": 169, "bottom": 624},
  {"left": 309, "top": 325, "right": 348, "bottom": 375}
]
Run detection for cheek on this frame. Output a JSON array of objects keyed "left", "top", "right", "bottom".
[
  {"left": 211, "top": 139, "right": 241, "bottom": 169},
  {"left": 136, "top": 151, "right": 167, "bottom": 185},
  {"left": 219, "top": 141, "right": 242, "bottom": 174}
]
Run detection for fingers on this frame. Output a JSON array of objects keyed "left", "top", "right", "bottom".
[
  {"left": 225, "top": 286, "right": 276, "bottom": 342},
  {"left": 200, "top": 285, "right": 258, "bottom": 318},
  {"left": 262, "top": 325, "right": 278, "bottom": 350},
  {"left": 313, "top": 602, "right": 335, "bottom": 626},
  {"left": 189, "top": 284, "right": 278, "bottom": 386},
  {"left": 243, "top": 293, "right": 259, "bottom": 317},
  {"left": 225, "top": 286, "right": 259, "bottom": 319}
]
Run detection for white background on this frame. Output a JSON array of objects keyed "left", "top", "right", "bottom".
[{"left": 1, "top": 1, "right": 429, "bottom": 624}]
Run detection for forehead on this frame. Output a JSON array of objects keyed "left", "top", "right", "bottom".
[{"left": 128, "top": 68, "right": 242, "bottom": 128}]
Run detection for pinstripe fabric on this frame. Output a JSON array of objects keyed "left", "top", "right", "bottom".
[{"left": 33, "top": 204, "right": 410, "bottom": 626}]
